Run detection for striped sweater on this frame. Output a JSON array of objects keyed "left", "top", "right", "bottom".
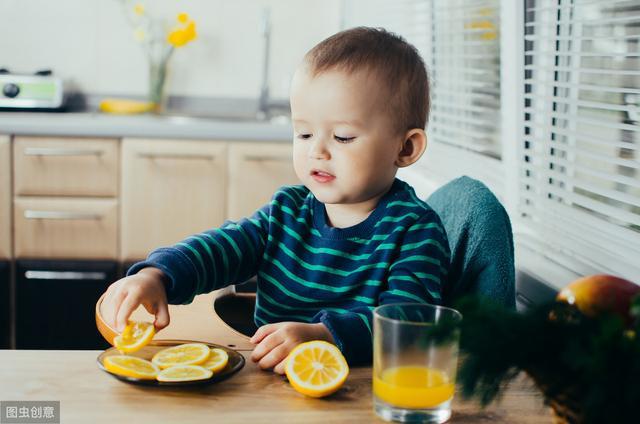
[{"left": 128, "top": 178, "right": 450, "bottom": 365}]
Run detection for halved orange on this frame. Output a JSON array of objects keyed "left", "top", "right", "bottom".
[
  {"left": 103, "top": 355, "right": 160, "bottom": 380},
  {"left": 151, "top": 343, "right": 210, "bottom": 369},
  {"left": 201, "top": 348, "right": 229, "bottom": 373},
  {"left": 284, "top": 340, "right": 349, "bottom": 398},
  {"left": 113, "top": 321, "right": 155, "bottom": 353}
]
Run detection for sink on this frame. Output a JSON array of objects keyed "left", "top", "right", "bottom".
[
  {"left": 157, "top": 110, "right": 290, "bottom": 125},
  {"left": 156, "top": 96, "right": 291, "bottom": 124}
]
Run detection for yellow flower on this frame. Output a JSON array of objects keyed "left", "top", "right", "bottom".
[
  {"left": 133, "top": 3, "right": 145, "bottom": 16},
  {"left": 134, "top": 27, "right": 146, "bottom": 42},
  {"left": 167, "top": 20, "right": 197, "bottom": 48},
  {"left": 177, "top": 13, "right": 189, "bottom": 24}
]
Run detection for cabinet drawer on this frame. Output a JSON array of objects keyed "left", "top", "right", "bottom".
[
  {"left": 120, "top": 138, "right": 227, "bottom": 261},
  {"left": 0, "top": 136, "right": 10, "bottom": 259},
  {"left": 14, "top": 197, "right": 118, "bottom": 259},
  {"left": 14, "top": 136, "right": 119, "bottom": 197},
  {"left": 228, "top": 142, "right": 299, "bottom": 221}
]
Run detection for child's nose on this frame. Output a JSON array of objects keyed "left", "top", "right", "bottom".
[{"left": 308, "top": 137, "right": 331, "bottom": 160}]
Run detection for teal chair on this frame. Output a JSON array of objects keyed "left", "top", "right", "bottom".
[{"left": 427, "top": 176, "right": 516, "bottom": 309}]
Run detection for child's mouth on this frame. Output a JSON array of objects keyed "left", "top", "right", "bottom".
[{"left": 311, "top": 169, "right": 335, "bottom": 183}]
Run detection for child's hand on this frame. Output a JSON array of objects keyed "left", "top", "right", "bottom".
[
  {"left": 101, "top": 267, "right": 170, "bottom": 333},
  {"left": 250, "top": 322, "right": 335, "bottom": 374}
]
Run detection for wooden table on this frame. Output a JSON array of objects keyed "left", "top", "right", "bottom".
[{"left": 0, "top": 348, "right": 550, "bottom": 423}]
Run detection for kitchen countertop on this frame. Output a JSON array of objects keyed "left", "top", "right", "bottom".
[
  {"left": 0, "top": 349, "right": 551, "bottom": 424},
  {"left": 0, "top": 111, "right": 293, "bottom": 141}
]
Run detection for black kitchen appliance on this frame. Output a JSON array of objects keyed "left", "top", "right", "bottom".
[
  {"left": 0, "top": 261, "right": 10, "bottom": 348},
  {"left": 15, "top": 260, "right": 117, "bottom": 349}
]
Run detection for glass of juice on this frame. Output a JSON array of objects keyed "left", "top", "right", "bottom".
[{"left": 373, "top": 303, "right": 462, "bottom": 423}]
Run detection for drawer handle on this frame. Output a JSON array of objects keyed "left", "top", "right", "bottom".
[
  {"left": 25, "top": 270, "right": 107, "bottom": 280},
  {"left": 243, "top": 155, "right": 290, "bottom": 162},
  {"left": 24, "top": 210, "right": 103, "bottom": 220},
  {"left": 24, "top": 147, "right": 105, "bottom": 157},
  {"left": 137, "top": 153, "right": 216, "bottom": 160}
]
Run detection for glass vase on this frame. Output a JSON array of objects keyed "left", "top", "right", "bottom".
[{"left": 148, "top": 47, "right": 172, "bottom": 114}]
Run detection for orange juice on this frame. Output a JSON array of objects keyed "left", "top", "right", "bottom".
[{"left": 373, "top": 366, "right": 455, "bottom": 409}]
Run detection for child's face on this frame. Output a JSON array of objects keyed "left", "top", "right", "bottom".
[{"left": 290, "top": 67, "right": 403, "bottom": 205}]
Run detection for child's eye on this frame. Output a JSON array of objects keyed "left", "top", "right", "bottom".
[
  {"left": 296, "top": 134, "right": 312, "bottom": 140},
  {"left": 334, "top": 135, "right": 356, "bottom": 143}
]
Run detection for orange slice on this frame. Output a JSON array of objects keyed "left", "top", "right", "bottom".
[
  {"left": 201, "top": 348, "right": 229, "bottom": 373},
  {"left": 113, "top": 321, "right": 155, "bottom": 353},
  {"left": 284, "top": 340, "right": 349, "bottom": 398},
  {"left": 103, "top": 355, "right": 159, "bottom": 380},
  {"left": 151, "top": 343, "right": 210, "bottom": 369},
  {"left": 156, "top": 365, "right": 213, "bottom": 382}
]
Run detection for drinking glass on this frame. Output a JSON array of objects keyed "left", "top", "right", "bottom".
[{"left": 373, "top": 303, "right": 462, "bottom": 423}]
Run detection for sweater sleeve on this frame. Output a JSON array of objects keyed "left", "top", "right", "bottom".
[
  {"left": 313, "top": 213, "right": 450, "bottom": 365},
  {"left": 127, "top": 204, "right": 271, "bottom": 305}
]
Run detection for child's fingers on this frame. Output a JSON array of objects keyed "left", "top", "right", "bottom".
[
  {"left": 251, "top": 331, "right": 283, "bottom": 363},
  {"left": 153, "top": 302, "right": 170, "bottom": 331},
  {"left": 274, "top": 358, "right": 288, "bottom": 375},
  {"left": 115, "top": 293, "right": 139, "bottom": 332},
  {"left": 142, "top": 300, "right": 170, "bottom": 331},
  {"left": 258, "top": 343, "right": 290, "bottom": 371},
  {"left": 108, "top": 288, "right": 128, "bottom": 329},
  {"left": 250, "top": 323, "right": 278, "bottom": 344}
]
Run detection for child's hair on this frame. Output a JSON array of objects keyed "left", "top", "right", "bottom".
[{"left": 303, "top": 26, "right": 430, "bottom": 134}]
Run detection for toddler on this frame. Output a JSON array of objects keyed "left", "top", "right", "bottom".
[{"left": 102, "top": 27, "right": 450, "bottom": 373}]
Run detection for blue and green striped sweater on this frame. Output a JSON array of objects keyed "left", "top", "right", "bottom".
[{"left": 128, "top": 178, "right": 450, "bottom": 364}]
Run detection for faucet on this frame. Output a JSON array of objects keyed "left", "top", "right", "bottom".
[{"left": 257, "top": 7, "right": 289, "bottom": 120}]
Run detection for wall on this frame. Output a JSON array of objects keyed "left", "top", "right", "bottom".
[{"left": 0, "top": 0, "right": 342, "bottom": 100}]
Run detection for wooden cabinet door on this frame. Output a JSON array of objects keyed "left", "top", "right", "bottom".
[
  {"left": 14, "top": 197, "right": 118, "bottom": 259},
  {"left": 13, "top": 136, "right": 119, "bottom": 197},
  {"left": 0, "top": 136, "right": 10, "bottom": 259},
  {"left": 227, "top": 142, "right": 300, "bottom": 221},
  {"left": 120, "top": 138, "right": 227, "bottom": 261}
]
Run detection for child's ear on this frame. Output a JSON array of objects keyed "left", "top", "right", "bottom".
[{"left": 395, "top": 128, "right": 427, "bottom": 168}]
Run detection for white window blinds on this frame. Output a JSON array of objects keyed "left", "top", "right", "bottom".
[
  {"left": 521, "top": 0, "right": 640, "bottom": 279},
  {"left": 429, "top": 0, "right": 501, "bottom": 158},
  {"left": 342, "top": 0, "right": 502, "bottom": 158}
]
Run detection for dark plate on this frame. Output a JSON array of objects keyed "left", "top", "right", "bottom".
[{"left": 97, "top": 339, "right": 245, "bottom": 386}]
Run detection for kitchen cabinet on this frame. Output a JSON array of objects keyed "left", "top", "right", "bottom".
[
  {"left": 120, "top": 138, "right": 228, "bottom": 261},
  {"left": 15, "top": 259, "right": 116, "bottom": 349},
  {"left": 1, "top": 136, "right": 11, "bottom": 348},
  {"left": 11, "top": 136, "right": 120, "bottom": 349},
  {"left": 227, "top": 142, "right": 299, "bottom": 221},
  {"left": 5, "top": 135, "right": 296, "bottom": 348},
  {"left": 0, "top": 136, "right": 11, "bottom": 260},
  {"left": 12, "top": 136, "right": 120, "bottom": 260}
]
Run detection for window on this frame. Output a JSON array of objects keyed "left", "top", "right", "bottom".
[{"left": 522, "top": 0, "right": 640, "bottom": 279}]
